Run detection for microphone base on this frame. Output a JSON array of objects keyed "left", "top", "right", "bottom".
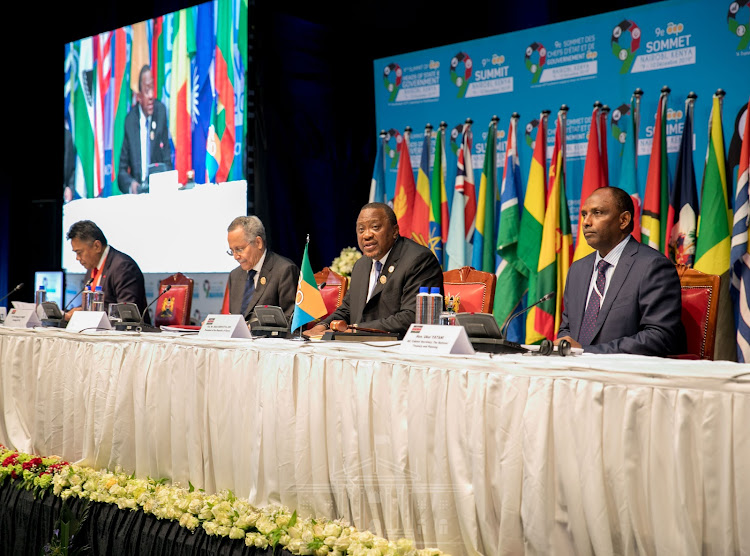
[
  {"left": 250, "top": 326, "right": 291, "bottom": 339},
  {"left": 469, "top": 337, "right": 528, "bottom": 354},
  {"left": 114, "top": 322, "right": 162, "bottom": 333},
  {"left": 41, "top": 318, "right": 67, "bottom": 328}
]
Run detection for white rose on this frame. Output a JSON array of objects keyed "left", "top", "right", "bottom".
[
  {"left": 229, "top": 527, "right": 246, "bottom": 540},
  {"left": 203, "top": 521, "right": 219, "bottom": 536}
]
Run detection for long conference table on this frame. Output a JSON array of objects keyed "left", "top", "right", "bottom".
[{"left": 1, "top": 326, "right": 749, "bottom": 556}]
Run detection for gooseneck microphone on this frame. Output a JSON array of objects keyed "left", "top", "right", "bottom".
[
  {"left": 0, "top": 283, "right": 24, "bottom": 305},
  {"left": 500, "top": 291, "right": 555, "bottom": 339},
  {"left": 140, "top": 285, "right": 171, "bottom": 325},
  {"left": 64, "top": 278, "right": 94, "bottom": 311}
]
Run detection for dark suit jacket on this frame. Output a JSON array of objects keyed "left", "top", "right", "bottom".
[
  {"left": 558, "top": 236, "right": 686, "bottom": 355},
  {"left": 227, "top": 250, "right": 300, "bottom": 322},
  {"left": 84, "top": 247, "right": 149, "bottom": 322},
  {"left": 323, "top": 236, "right": 444, "bottom": 338},
  {"left": 118, "top": 100, "right": 172, "bottom": 194}
]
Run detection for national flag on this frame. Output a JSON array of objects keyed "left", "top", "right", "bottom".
[
  {"left": 215, "top": 0, "right": 236, "bottom": 183},
  {"left": 667, "top": 94, "right": 699, "bottom": 266},
  {"left": 393, "top": 129, "right": 416, "bottom": 238},
  {"left": 599, "top": 106, "right": 610, "bottom": 189},
  {"left": 73, "top": 37, "right": 96, "bottom": 199},
  {"left": 412, "top": 125, "right": 432, "bottom": 246},
  {"left": 619, "top": 90, "right": 643, "bottom": 241},
  {"left": 112, "top": 27, "right": 129, "bottom": 196},
  {"left": 205, "top": 95, "right": 220, "bottom": 183},
  {"left": 494, "top": 114, "right": 526, "bottom": 342},
  {"left": 229, "top": 0, "right": 247, "bottom": 183},
  {"left": 291, "top": 237, "right": 328, "bottom": 332},
  {"left": 151, "top": 16, "right": 164, "bottom": 101},
  {"left": 445, "top": 122, "right": 475, "bottom": 269},
  {"left": 170, "top": 9, "right": 193, "bottom": 185},
  {"left": 730, "top": 97, "right": 750, "bottom": 362},
  {"left": 130, "top": 22, "right": 149, "bottom": 96},
  {"left": 642, "top": 88, "right": 670, "bottom": 253},
  {"left": 573, "top": 105, "right": 607, "bottom": 261},
  {"left": 369, "top": 130, "right": 387, "bottom": 204},
  {"left": 472, "top": 117, "right": 499, "bottom": 273},
  {"left": 534, "top": 109, "right": 573, "bottom": 342},
  {"left": 192, "top": 2, "right": 214, "bottom": 183},
  {"left": 428, "top": 123, "right": 449, "bottom": 266},
  {"left": 695, "top": 92, "right": 732, "bottom": 275},
  {"left": 93, "top": 32, "right": 111, "bottom": 198},
  {"left": 518, "top": 111, "right": 549, "bottom": 343},
  {"left": 161, "top": 14, "right": 174, "bottom": 106}
]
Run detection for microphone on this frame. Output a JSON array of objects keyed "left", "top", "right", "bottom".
[
  {"left": 63, "top": 278, "right": 94, "bottom": 311},
  {"left": 0, "top": 283, "right": 23, "bottom": 305},
  {"left": 114, "top": 285, "right": 171, "bottom": 333},
  {"left": 500, "top": 291, "right": 555, "bottom": 339}
]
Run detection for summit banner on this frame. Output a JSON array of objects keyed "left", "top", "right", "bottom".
[{"left": 373, "top": 0, "right": 750, "bottom": 238}]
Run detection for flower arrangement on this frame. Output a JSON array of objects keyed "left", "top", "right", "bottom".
[
  {"left": 330, "top": 247, "right": 362, "bottom": 278},
  {"left": 0, "top": 445, "right": 445, "bottom": 556}
]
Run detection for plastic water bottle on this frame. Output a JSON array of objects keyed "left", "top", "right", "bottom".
[
  {"left": 92, "top": 285, "right": 104, "bottom": 312},
  {"left": 415, "top": 287, "right": 429, "bottom": 324},
  {"left": 81, "top": 285, "right": 93, "bottom": 311},
  {"left": 35, "top": 285, "right": 47, "bottom": 306},
  {"left": 429, "top": 287, "right": 443, "bottom": 325}
]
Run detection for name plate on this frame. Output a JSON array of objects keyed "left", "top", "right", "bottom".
[
  {"left": 66, "top": 311, "right": 112, "bottom": 333},
  {"left": 400, "top": 324, "right": 475, "bottom": 355},
  {"left": 2, "top": 308, "right": 42, "bottom": 328},
  {"left": 198, "top": 314, "right": 252, "bottom": 339},
  {"left": 0, "top": 307, "right": 6, "bottom": 321}
]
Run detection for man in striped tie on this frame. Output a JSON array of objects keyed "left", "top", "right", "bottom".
[{"left": 555, "top": 187, "right": 685, "bottom": 355}]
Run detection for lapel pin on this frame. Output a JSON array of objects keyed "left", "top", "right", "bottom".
[
  {"left": 388, "top": 265, "right": 395, "bottom": 273},
  {"left": 152, "top": 120, "right": 156, "bottom": 130},
  {"left": 260, "top": 276, "right": 267, "bottom": 285},
  {"left": 379, "top": 275, "right": 387, "bottom": 284},
  {"left": 150, "top": 131, "right": 155, "bottom": 141}
]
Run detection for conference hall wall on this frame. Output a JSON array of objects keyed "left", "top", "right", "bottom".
[
  {"left": 373, "top": 0, "right": 750, "bottom": 244},
  {"left": 61, "top": 0, "right": 248, "bottom": 315}
]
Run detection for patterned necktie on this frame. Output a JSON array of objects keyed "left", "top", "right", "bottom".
[
  {"left": 578, "top": 260, "right": 610, "bottom": 345},
  {"left": 368, "top": 261, "right": 383, "bottom": 301},
  {"left": 240, "top": 270, "right": 257, "bottom": 315}
]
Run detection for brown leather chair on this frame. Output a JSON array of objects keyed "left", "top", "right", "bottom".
[
  {"left": 675, "top": 264, "right": 720, "bottom": 360},
  {"left": 314, "top": 267, "right": 348, "bottom": 319},
  {"left": 154, "top": 272, "right": 194, "bottom": 326},
  {"left": 442, "top": 266, "right": 496, "bottom": 314}
]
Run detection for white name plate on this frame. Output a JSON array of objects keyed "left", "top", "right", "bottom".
[
  {"left": 2, "top": 308, "right": 42, "bottom": 328},
  {"left": 198, "top": 314, "right": 252, "bottom": 339},
  {"left": 66, "top": 311, "right": 112, "bottom": 333},
  {"left": 0, "top": 307, "right": 6, "bottom": 321},
  {"left": 400, "top": 324, "right": 475, "bottom": 355}
]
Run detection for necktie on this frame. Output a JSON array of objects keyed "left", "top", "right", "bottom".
[
  {"left": 368, "top": 261, "right": 383, "bottom": 301},
  {"left": 240, "top": 270, "right": 257, "bottom": 315},
  {"left": 145, "top": 117, "right": 151, "bottom": 175},
  {"left": 578, "top": 260, "right": 610, "bottom": 345}
]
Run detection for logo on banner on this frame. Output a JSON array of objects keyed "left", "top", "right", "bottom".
[
  {"left": 525, "top": 118, "right": 540, "bottom": 149},
  {"left": 385, "top": 128, "right": 402, "bottom": 169},
  {"left": 728, "top": 1, "right": 750, "bottom": 50},
  {"left": 612, "top": 19, "right": 641, "bottom": 73},
  {"left": 449, "top": 52, "right": 472, "bottom": 97},
  {"left": 524, "top": 42, "right": 546, "bottom": 83},
  {"left": 383, "top": 62, "right": 402, "bottom": 102},
  {"left": 449, "top": 122, "right": 467, "bottom": 155},
  {"left": 610, "top": 103, "right": 631, "bottom": 143}
]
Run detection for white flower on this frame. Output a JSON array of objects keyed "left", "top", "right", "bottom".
[
  {"left": 229, "top": 526, "right": 246, "bottom": 540},
  {"left": 203, "top": 521, "right": 219, "bottom": 536}
]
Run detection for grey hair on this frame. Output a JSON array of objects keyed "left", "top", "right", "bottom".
[{"left": 228, "top": 215, "right": 266, "bottom": 245}]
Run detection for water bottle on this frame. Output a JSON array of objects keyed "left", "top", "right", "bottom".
[
  {"left": 81, "top": 285, "right": 93, "bottom": 311},
  {"left": 35, "top": 285, "right": 47, "bottom": 306},
  {"left": 92, "top": 285, "right": 105, "bottom": 312},
  {"left": 415, "top": 287, "right": 429, "bottom": 324},
  {"left": 429, "top": 287, "right": 443, "bottom": 325}
]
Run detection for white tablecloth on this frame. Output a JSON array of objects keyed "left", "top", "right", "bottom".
[{"left": 1, "top": 326, "right": 748, "bottom": 555}]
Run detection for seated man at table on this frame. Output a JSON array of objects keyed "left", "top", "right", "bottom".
[
  {"left": 226, "top": 215, "right": 299, "bottom": 322},
  {"left": 65, "top": 220, "right": 149, "bottom": 321},
  {"left": 304, "top": 202, "right": 444, "bottom": 339},
  {"left": 555, "top": 186, "right": 686, "bottom": 355}
]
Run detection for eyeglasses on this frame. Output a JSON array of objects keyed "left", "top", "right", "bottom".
[{"left": 226, "top": 244, "right": 249, "bottom": 257}]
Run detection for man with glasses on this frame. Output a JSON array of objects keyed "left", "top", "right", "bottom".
[{"left": 226, "top": 215, "right": 299, "bottom": 322}]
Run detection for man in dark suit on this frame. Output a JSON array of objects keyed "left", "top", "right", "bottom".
[
  {"left": 118, "top": 65, "right": 172, "bottom": 194},
  {"left": 555, "top": 186, "right": 686, "bottom": 355},
  {"left": 226, "top": 215, "right": 300, "bottom": 322},
  {"left": 304, "top": 202, "right": 444, "bottom": 339},
  {"left": 65, "top": 220, "right": 149, "bottom": 321}
]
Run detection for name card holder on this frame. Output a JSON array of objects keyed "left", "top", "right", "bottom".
[
  {"left": 400, "top": 324, "right": 475, "bottom": 355},
  {"left": 198, "top": 314, "right": 252, "bottom": 339},
  {"left": 66, "top": 311, "right": 112, "bottom": 333},
  {"left": 2, "top": 308, "right": 42, "bottom": 328}
]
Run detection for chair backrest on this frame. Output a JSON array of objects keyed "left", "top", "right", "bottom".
[
  {"left": 676, "top": 264, "right": 720, "bottom": 360},
  {"left": 442, "top": 266, "right": 496, "bottom": 314},
  {"left": 314, "top": 267, "right": 348, "bottom": 319},
  {"left": 154, "top": 272, "right": 194, "bottom": 326}
]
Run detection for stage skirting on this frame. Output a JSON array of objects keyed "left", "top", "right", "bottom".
[{"left": 1, "top": 327, "right": 748, "bottom": 556}]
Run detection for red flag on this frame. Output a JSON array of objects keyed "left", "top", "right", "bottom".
[
  {"left": 393, "top": 131, "right": 416, "bottom": 238},
  {"left": 642, "top": 88, "right": 670, "bottom": 253}
]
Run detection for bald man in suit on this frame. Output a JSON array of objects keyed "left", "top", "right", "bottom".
[{"left": 555, "top": 187, "right": 686, "bottom": 355}]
